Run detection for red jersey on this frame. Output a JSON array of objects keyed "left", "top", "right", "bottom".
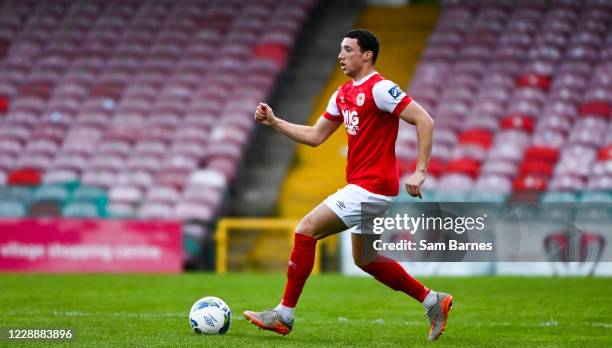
[{"left": 322, "top": 72, "right": 412, "bottom": 196}]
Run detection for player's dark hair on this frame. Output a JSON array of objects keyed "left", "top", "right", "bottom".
[{"left": 344, "top": 29, "right": 380, "bottom": 64}]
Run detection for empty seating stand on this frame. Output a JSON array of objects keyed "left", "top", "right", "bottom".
[
  {"left": 0, "top": 0, "right": 317, "bottom": 220},
  {"left": 398, "top": 0, "right": 612, "bottom": 203}
]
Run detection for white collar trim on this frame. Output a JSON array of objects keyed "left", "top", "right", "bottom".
[{"left": 352, "top": 71, "right": 378, "bottom": 86}]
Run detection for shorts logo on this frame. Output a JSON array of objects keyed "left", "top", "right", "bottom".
[
  {"left": 356, "top": 93, "right": 365, "bottom": 106},
  {"left": 388, "top": 85, "right": 403, "bottom": 99},
  {"left": 336, "top": 201, "right": 346, "bottom": 210}
]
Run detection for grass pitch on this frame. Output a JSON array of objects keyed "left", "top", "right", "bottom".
[{"left": 1, "top": 274, "right": 611, "bottom": 347}]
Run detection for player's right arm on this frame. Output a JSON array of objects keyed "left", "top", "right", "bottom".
[{"left": 254, "top": 102, "right": 341, "bottom": 147}]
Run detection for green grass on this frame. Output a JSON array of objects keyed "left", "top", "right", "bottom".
[{"left": 1, "top": 274, "right": 611, "bottom": 347}]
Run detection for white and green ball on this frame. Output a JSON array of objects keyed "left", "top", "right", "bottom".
[{"left": 189, "top": 296, "right": 231, "bottom": 335}]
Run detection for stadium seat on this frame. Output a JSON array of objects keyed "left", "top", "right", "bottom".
[
  {"left": 72, "top": 186, "right": 107, "bottom": 202},
  {"left": 444, "top": 159, "right": 480, "bottom": 178},
  {"left": 513, "top": 174, "right": 548, "bottom": 191},
  {"left": 475, "top": 174, "right": 513, "bottom": 194},
  {"left": 433, "top": 190, "right": 469, "bottom": 202},
  {"left": 524, "top": 146, "right": 560, "bottom": 163},
  {"left": 33, "top": 184, "right": 70, "bottom": 203},
  {"left": 138, "top": 202, "right": 175, "bottom": 220},
  {"left": 109, "top": 185, "right": 143, "bottom": 205},
  {"left": 28, "top": 201, "right": 62, "bottom": 217},
  {"left": 519, "top": 161, "right": 554, "bottom": 178},
  {"left": 0, "top": 0, "right": 373, "bottom": 224},
  {"left": 8, "top": 168, "right": 42, "bottom": 185},
  {"left": 403, "top": 0, "right": 612, "bottom": 207},
  {"left": 581, "top": 191, "right": 612, "bottom": 202},
  {"left": 62, "top": 201, "right": 100, "bottom": 218},
  {"left": 549, "top": 174, "right": 586, "bottom": 191},
  {"left": 81, "top": 170, "right": 117, "bottom": 189},
  {"left": 145, "top": 186, "right": 181, "bottom": 205},
  {"left": 0, "top": 200, "right": 27, "bottom": 217},
  {"left": 599, "top": 145, "right": 612, "bottom": 161},
  {"left": 106, "top": 202, "right": 136, "bottom": 218},
  {"left": 174, "top": 201, "right": 214, "bottom": 221},
  {"left": 541, "top": 191, "right": 579, "bottom": 203},
  {"left": 458, "top": 129, "right": 493, "bottom": 149},
  {"left": 188, "top": 169, "right": 227, "bottom": 190},
  {"left": 0, "top": 138, "right": 23, "bottom": 156},
  {"left": 42, "top": 169, "right": 79, "bottom": 184},
  {"left": 182, "top": 185, "right": 223, "bottom": 206},
  {"left": 468, "top": 191, "right": 508, "bottom": 203},
  {"left": 480, "top": 160, "right": 519, "bottom": 178},
  {"left": 500, "top": 115, "right": 535, "bottom": 133}
]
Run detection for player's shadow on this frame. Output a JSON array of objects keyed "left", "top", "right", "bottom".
[{"left": 229, "top": 330, "right": 362, "bottom": 347}]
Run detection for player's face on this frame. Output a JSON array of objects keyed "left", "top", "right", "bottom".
[{"left": 338, "top": 38, "right": 366, "bottom": 77}]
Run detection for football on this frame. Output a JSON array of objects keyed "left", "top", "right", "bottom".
[{"left": 189, "top": 296, "right": 232, "bottom": 335}]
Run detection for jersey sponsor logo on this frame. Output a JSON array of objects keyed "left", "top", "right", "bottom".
[
  {"left": 356, "top": 93, "right": 365, "bottom": 106},
  {"left": 388, "top": 85, "right": 403, "bottom": 99},
  {"left": 341, "top": 109, "right": 359, "bottom": 135}
]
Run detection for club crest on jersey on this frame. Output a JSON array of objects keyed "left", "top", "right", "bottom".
[
  {"left": 388, "top": 85, "right": 403, "bottom": 99},
  {"left": 341, "top": 109, "right": 359, "bottom": 135},
  {"left": 356, "top": 93, "right": 365, "bottom": 106}
]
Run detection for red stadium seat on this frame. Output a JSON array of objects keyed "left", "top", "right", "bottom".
[
  {"left": 500, "top": 114, "right": 535, "bottom": 133},
  {"left": 579, "top": 101, "right": 610, "bottom": 119},
  {"left": 513, "top": 174, "right": 548, "bottom": 191},
  {"left": 524, "top": 146, "right": 560, "bottom": 163},
  {"left": 516, "top": 73, "right": 551, "bottom": 90},
  {"left": 8, "top": 168, "right": 42, "bottom": 186},
  {"left": 0, "top": 95, "right": 8, "bottom": 113},
  {"left": 519, "top": 160, "right": 554, "bottom": 177},
  {"left": 445, "top": 158, "right": 480, "bottom": 178},
  {"left": 458, "top": 129, "right": 493, "bottom": 149},
  {"left": 598, "top": 146, "right": 612, "bottom": 161}
]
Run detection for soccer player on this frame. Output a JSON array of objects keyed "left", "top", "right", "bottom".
[{"left": 244, "top": 29, "right": 452, "bottom": 341}]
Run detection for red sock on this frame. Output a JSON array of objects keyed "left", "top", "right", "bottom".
[
  {"left": 281, "top": 233, "right": 317, "bottom": 307},
  {"left": 361, "top": 255, "right": 429, "bottom": 302}
]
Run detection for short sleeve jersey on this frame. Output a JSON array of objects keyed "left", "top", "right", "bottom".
[{"left": 322, "top": 72, "right": 412, "bottom": 196}]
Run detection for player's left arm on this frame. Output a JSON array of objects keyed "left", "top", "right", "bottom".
[
  {"left": 397, "top": 101, "right": 434, "bottom": 198},
  {"left": 372, "top": 81, "right": 434, "bottom": 198}
]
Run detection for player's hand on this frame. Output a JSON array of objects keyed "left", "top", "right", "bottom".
[
  {"left": 254, "top": 102, "right": 277, "bottom": 127},
  {"left": 404, "top": 170, "right": 426, "bottom": 199}
]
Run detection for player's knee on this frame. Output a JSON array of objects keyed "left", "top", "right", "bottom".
[
  {"left": 353, "top": 254, "right": 371, "bottom": 270},
  {"left": 295, "top": 217, "right": 317, "bottom": 238}
]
